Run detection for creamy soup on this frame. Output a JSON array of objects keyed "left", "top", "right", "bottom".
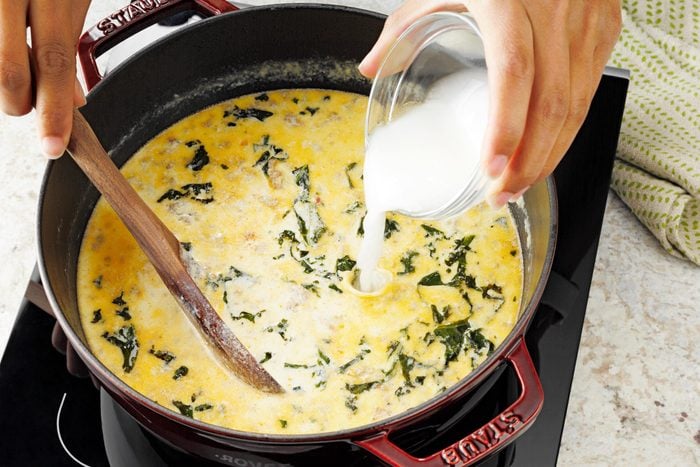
[{"left": 77, "top": 89, "right": 522, "bottom": 435}]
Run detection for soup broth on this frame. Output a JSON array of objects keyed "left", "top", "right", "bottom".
[{"left": 77, "top": 89, "right": 522, "bottom": 434}]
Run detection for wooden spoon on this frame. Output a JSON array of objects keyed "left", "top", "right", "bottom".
[{"left": 67, "top": 108, "right": 284, "bottom": 394}]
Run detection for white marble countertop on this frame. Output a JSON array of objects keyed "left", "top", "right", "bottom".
[{"left": 0, "top": 1, "right": 697, "bottom": 465}]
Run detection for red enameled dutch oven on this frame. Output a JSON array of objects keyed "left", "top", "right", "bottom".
[{"left": 36, "top": 1, "right": 557, "bottom": 465}]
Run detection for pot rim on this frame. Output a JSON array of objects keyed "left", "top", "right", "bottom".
[{"left": 37, "top": 3, "right": 558, "bottom": 444}]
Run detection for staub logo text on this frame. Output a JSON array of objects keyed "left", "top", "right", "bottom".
[
  {"left": 97, "top": 0, "right": 171, "bottom": 35},
  {"left": 440, "top": 411, "right": 522, "bottom": 465}
]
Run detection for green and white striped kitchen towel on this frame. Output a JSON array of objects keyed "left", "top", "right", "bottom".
[{"left": 610, "top": 1, "right": 700, "bottom": 265}]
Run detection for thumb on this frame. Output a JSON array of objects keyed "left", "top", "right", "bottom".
[{"left": 359, "top": 0, "right": 467, "bottom": 78}]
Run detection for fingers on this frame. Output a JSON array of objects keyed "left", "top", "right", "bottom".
[
  {"left": 0, "top": 0, "right": 32, "bottom": 116},
  {"left": 540, "top": 2, "right": 598, "bottom": 179},
  {"left": 30, "top": 0, "right": 76, "bottom": 158},
  {"left": 487, "top": 1, "right": 571, "bottom": 205},
  {"left": 465, "top": 2, "right": 534, "bottom": 188},
  {"left": 359, "top": 0, "right": 467, "bottom": 77}
]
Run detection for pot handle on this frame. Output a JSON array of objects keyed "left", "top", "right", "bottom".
[
  {"left": 24, "top": 271, "right": 92, "bottom": 378},
  {"left": 355, "top": 338, "right": 543, "bottom": 466},
  {"left": 78, "top": 0, "right": 238, "bottom": 91}
]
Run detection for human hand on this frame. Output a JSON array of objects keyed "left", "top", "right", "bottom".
[
  {"left": 359, "top": 0, "right": 622, "bottom": 208},
  {"left": 0, "top": 0, "right": 91, "bottom": 158}
]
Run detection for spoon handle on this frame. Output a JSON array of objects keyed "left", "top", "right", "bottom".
[{"left": 67, "top": 108, "right": 283, "bottom": 393}]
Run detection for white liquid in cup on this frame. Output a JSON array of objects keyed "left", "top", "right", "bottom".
[{"left": 357, "top": 70, "right": 490, "bottom": 292}]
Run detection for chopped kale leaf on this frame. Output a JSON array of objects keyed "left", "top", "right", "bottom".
[
  {"left": 158, "top": 183, "right": 214, "bottom": 204},
  {"left": 284, "top": 362, "right": 312, "bottom": 369},
  {"left": 344, "top": 200, "right": 363, "bottom": 213},
  {"left": 481, "top": 283, "right": 503, "bottom": 300},
  {"left": 206, "top": 265, "right": 246, "bottom": 290},
  {"left": 92, "top": 275, "right": 102, "bottom": 289},
  {"left": 345, "top": 381, "right": 380, "bottom": 394},
  {"left": 149, "top": 346, "right": 176, "bottom": 363},
  {"left": 224, "top": 105, "right": 273, "bottom": 122},
  {"left": 302, "top": 282, "right": 320, "bottom": 297},
  {"left": 470, "top": 328, "right": 495, "bottom": 355},
  {"left": 317, "top": 350, "right": 331, "bottom": 365},
  {"left": 433, "top": 319, "right": 471, "bottom": 364},
  {"left": 157, "top": 188, "right": 184, "bottom": 202},
  {"left": 182, "top": 183, "right": 214, "bottom": 204},
  {"left": 357, "top": 215, "right": 366, "bottom": 236},
  {"left": 260, "top": 352, "right": 272, "bottom": 364},
  {"left": 293, "top": 165, "right": 310, "bottom": 196},
  {"left": 173, "top": 365, "right": 189, "bottom": 380},
  {"left": 432, "top": 320, "right": 494, "bottom": 366},
  {"left": 418, "top": 271, "right": 447, "bottom": 287},
  {"left": 265, "top": 318, "right": 289, "bottom": 341},
  {"left": 299, "top": 259, "right": 314, "bottom": 274},
  {"left": 185, "top": 141, "right": 210, "bottom": 171},
  {"left": 421, "top": 224, "right": 447, "bottom": 239},
  {"left": 398, "top": 353, "right": 416, "bottom": 386},
  {"left": 328, "top": 283, "right": 343, "bottom": 294},
  {"left": 195, "top": 404, "right": 213, "bottom": 412},
  {"left": 279, "top": 419, "right": 288, "bottom": 428},
  {"left": 384, "top": 218, "right": 400, "bottom": 239},
  {"left": 345, "top": 395, "right": 358, "bottom": 412},
  {"left": 387, "top": 340, "right": 401, "bottom": 357},
  {"left": 255, "top": 93, "right": 269, "bottom": 101},
  {"left": 338, "top": 348, "right": 371, "bottom": 373},
  {"left": 462, "top": 275, "right": 478, "bottom": 290},
  {"left": 336, "top": 255, "right": 357, "bottom": 272},
  {"left": 112, "top": 291, "right": 126, "bottom": 306},
  {"left": 292, "top": 165, "right": 326, "bottom": 244},
  {"left": 102, "top": 325, "right": 139, "bottom": 373},
  {"left": 91, "top": 309, "right": 102, "bottom": 323},
  {"left": 172, "top": 400, "right": 193, "bottom": 418},
  {"left": 253, "top": 135, "right": 288, "bottom": 178},
  {"left": 345, "top": 162, "right": 357, "bottom": 188},
  {"left": 398, "top": 250, "right": 419, "bottom": 275},
  {"left": 180, "top": 241, "right": 192, "bottom": 252},
  {"left": 231, "top": 310, "right": 265, "bottom": 323},
  {"left": 445, "top": 235, "right": 475, "bottom": 268},
  {"left": 277, "top": 230, "right": 299, "bottom": 245},
  {"left": 284, "top": 349, "right": 331, "bottom": 370},
  {"left": 431, "top": 304, "right": 450, "bottom": 324},
  {"left": 115, "top": 306, "right": 131, "bottom": 321}
]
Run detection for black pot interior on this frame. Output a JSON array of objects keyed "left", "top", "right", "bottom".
[{"left": 39, "top": 5, "right": 384, "bottom": 343}]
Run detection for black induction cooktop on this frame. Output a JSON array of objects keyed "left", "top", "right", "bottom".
[{"left": 0, "top": 70, "right": 628, "bottom": 466}]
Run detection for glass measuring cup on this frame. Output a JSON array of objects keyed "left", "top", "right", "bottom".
[{"left": 365, "top": 12, "right": 492, "bottom": 219}]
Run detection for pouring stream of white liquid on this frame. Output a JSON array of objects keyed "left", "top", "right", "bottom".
[{"left": 357, "top": 70, "right": 490, "bottom": 292}]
